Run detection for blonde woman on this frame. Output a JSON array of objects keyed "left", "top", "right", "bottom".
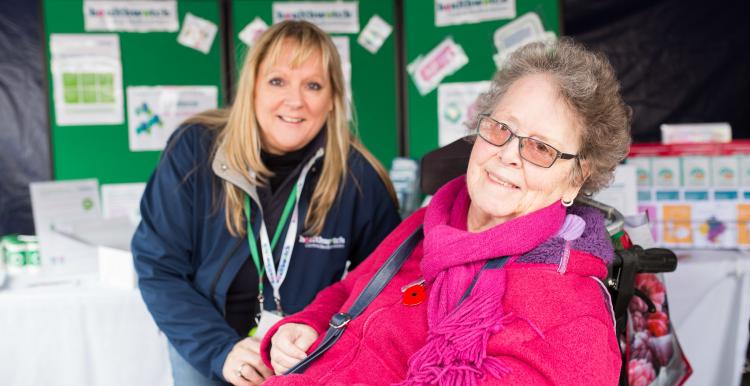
[{"left": 132, "top": 21, "right": 400, "bottom": 386}]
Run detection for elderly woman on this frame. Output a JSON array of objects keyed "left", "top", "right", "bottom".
[{"left": 260, "top": 38, "right": 631, "bottom": 385}]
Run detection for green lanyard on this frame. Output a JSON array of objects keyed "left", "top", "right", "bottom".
[{"left": 243, "top": 184, "right": 298, "bottom": 313}]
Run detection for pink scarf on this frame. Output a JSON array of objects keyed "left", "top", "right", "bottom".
[{"left": 398, "top": 176, "right": 566, "bottom": 386}]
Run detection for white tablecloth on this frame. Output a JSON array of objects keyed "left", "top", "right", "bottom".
[
  {"left": 2, "top": 250, "right": 748, "bottom": 386},
  {"left": 0, "top": 279, "right": 172, "bottom": 386},
  {"left": 665, "top": 250, "right": 750, "bottom": 386}
]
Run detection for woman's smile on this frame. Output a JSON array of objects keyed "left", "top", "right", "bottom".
[
  {"left": 278, "top": 115, "right": 305, "bottom": 124},
  {"left": 485, "top": 170, "right": 520, "bottom": 190}
]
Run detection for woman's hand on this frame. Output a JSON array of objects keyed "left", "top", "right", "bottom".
[
  {"left": 269, "top": 323, "right": 319, "bottom": 374},
  {"left": 222, "top": 337, "right": 273, "bottom": 386}
]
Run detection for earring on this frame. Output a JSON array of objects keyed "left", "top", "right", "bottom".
[{"left": 561, "top": 198, "right": 574, "bottom": 207}]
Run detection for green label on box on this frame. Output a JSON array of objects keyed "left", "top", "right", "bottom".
[
  {"left": 684, "top": 191, "right": 709, "bottom": 201},
  {"left": 7, "top": 250, "right": 24, "bottom": 267},
  {"left": 714, "top": 190, "right": 738, "bottom": 200},
  {"left": 656, "top": 190, "right": 680, "bottom": 201}
]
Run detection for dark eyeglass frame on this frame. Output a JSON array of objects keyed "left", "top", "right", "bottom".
[{"left": 475, "top": 114, "right": 578, "bottom": 168}]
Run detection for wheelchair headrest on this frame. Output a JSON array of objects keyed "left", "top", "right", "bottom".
[{"left": 419, "top": 136, "right": 474, "bottom": 195}]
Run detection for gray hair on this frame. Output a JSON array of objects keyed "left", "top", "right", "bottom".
[{"left": 468, "top": 38, "right": 632, "bottom": 195}]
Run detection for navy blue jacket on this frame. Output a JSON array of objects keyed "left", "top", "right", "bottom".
[{"left": 132, "top": 124, "right": 401, "bottom": 380}]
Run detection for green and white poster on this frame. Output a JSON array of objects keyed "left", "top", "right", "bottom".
[
  {"left": 50, "top": 34, "right": 124, "bottom": 126},
  {"left": 126, "top": 85, "right": 217, "bottom": 151},
  {"left": 437, "top": 80, "right": 489, "bottom": 146}
]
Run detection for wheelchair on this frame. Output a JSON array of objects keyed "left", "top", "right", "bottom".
[{"left": 419, "top": 137, "right": 679, "bottom": 386}]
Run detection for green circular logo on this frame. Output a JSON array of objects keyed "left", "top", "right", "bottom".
[
  {"left": 443, "top": 103, "right": 461, "bottom": 123},
  {"left": 690, "top": 168, "right": 705, "bottom": 181},
  {"left": 719, "top": 167, "right": 734, "bottom": 181},
  {"left": 637, "top": 169, "right": 648, "bottom": 183},
  {"left": 658, "top": 169, "right": 673, "bottom": 182}
]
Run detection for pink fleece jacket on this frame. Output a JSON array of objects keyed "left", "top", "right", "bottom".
[{"left": 260, "top": 190, "right": 621, "bottom": 385}]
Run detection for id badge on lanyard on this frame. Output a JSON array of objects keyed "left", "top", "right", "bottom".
[
  {"left": 244, "top": 148, "right": 323, "bottom": 337},
  {"left": 252, "top": 310, "right": 284, "bottom": 340}
]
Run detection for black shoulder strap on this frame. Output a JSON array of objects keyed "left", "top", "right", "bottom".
[
  {"left": 457, "top": 256, "right": 511, "bottom": 306},
  {"left": 285, "top": 225, "right": 424, "bottom": 374}
]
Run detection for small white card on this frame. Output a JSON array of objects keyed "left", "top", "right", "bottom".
[
  {"left": 254, "top": 310, "right": 284, "bottom": 340},
  {"left": 238, "top": 17, "right": 268, "bottom": 48},
  {"left": 357, "top": 15, "right": 392, "bottom": 54},
  {"left": 407, "top": 37, "right": 468, "bottom": 96},
  {"left": 29, "top": 179, "right": 102, "bottom": 276},
  {"left": 177, "top": 13, "right": 218, "bottom": 54},
  {"left": 101, "top": 183, "right": 146, "bottom": 223}
]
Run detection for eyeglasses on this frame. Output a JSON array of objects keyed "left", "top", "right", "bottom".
[{"left": 475, "top": 114, "right": 578, "bottom": 168}]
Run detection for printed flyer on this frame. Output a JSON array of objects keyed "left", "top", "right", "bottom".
[
  {"left": 126, "top": 85, "right": 217, "bottom": 151},
  {"left": 50, "top": 34, "right": 124, "bottom": 126}
]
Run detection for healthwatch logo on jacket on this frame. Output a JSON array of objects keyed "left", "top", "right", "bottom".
[{"left": 298, "top": 235, "right": 347, "bottom": 250}]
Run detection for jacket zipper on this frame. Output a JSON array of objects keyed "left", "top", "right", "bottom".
[{"left": 209, "top": 237, "right": 244, "bottom": 315}]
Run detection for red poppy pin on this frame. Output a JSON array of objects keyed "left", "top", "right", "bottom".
[{"left": 401, "top": 278, "right": 426, "bottom": 306}]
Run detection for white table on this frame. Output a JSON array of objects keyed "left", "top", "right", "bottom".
[
  {"left": 0, "top": 278, "right": 172, "bottom": 386},
  {"left": 2, "top": 250, "right": 747, "bottom": 386},
  {"left": 665, "top": 249, "right": 750, "bottom": 386}
]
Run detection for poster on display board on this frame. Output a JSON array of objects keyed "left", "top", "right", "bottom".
[
  {"left": 126, "top": 86, "right": 218, "bottom": 151},
  {"left": 238, "top": 17, "right": 269, "bottom": 48},
  {"left": 50, "top": 34, "right": 124, "bottom": 126},
  {"left": 273, "top": 1, "right": 359, "bottom": 33},
  {"left": 437, "top": 81, "right": 490, "bottom": 146},
  {"left": 492, "top": 12, "right": 556, "bottom": 68},
  {"left": 357, "top": 14, "right": 392, "bottom": 54},
  {"left": 29, "top": 179, "right": 101, "bottom": 278},
  {"left": 83, "top": 0, "right": 179, "bottom": 32},
  {"left": 177, "top": 13, "right": 218, "bottom": 54},
  {"left": 407, "top": 37, "right": 468, "bottom": 96},
  {"left": 434, "top": 0, "right": 516, "bottom": 27}
]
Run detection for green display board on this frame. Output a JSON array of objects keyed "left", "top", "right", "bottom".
[
  {"left": 403, "top": 0, "right": 561, "bottom": 160},
  {"left": 43, "top": 0, "right": 225, "bottom": 184},
  {"left": 230, "top": 0, "right": 399, "bottom": 167}
]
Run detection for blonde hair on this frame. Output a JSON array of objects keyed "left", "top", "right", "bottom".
[
  {"left": 187, "top": 21, "right": 396, "bottom": 236},
  {"left": 469, "top": 38, "right": 632, "bottom": 195}
]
